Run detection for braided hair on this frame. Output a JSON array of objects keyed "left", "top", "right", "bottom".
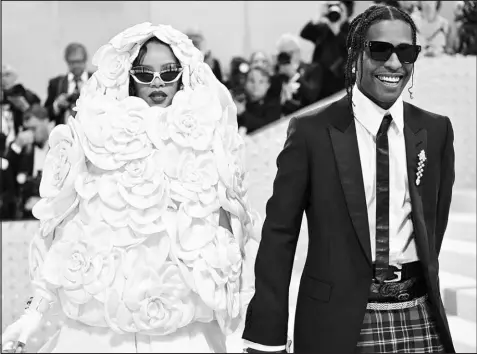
[{"left": 344, "top": 4, "right": 418, "bottom": 116}]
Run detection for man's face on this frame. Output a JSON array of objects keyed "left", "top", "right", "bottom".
[
  {"left": 356, "top": 20, "right": 414, "bottom": 108},
  {"left": 420, "top": 1, "right": 439, "bottom": 17},
  {"left": 1, "top": 71, "right": 17, "bottom": 90},
  {"left": 66, "top": 50, "right": 87, "bottom": 77},
  {"left": 23, "top": 116, "right": 49, "bottom": 145}
]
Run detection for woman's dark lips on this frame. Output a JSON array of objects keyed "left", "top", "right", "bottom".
[{"left": 149, "top": 90, "right": 167, "bottom": 104}]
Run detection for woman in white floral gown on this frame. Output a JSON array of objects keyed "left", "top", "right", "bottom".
[{"left": 1, "top": 23, "right": 260, "bottom": 353}]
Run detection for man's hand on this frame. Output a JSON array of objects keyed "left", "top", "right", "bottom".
[
  {"left": 7, "top": 96, "right": 30, "bottom": 112},
  {"left": 278, "top": 63, "right": 299, "bottom": 79},
  {"left": 311, "top": 2, "right": 328, "bottom": 24},
  {"left": 13, "top": 130, "right": 34, "bottom": 149},
  {"left": 54, "top": 93, "right": 70, "bottom": 110}
]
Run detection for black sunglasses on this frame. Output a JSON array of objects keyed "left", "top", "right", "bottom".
[{"left": 365, "top": 41, "right": 421, "bottom": 64}]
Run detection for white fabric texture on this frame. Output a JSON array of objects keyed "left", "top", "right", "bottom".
[{"left": 4, "top": 22, "right": 261, "bottom": 353}]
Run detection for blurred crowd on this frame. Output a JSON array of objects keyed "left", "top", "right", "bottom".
[{"left": 1, "top": 0, "right": 476, "bottom": 221}]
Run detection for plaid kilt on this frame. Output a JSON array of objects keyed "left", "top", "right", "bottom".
[{"left": 356, "top": 299, "right": 445, "bottom": 353}]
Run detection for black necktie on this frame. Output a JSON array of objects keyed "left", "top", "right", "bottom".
[
  {"left": 375, "top": 114, "right": 393, "bottom": 283},
  {"left": 73, "top": 76, "right": 81, "bottom": 93}
]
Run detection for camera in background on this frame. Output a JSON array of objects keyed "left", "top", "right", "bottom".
[
  {"left": 325, "top": 1, "right": 344, "bottom": 23},
  {"left": 277, "top": 52, "right": 292, "bottom": 65}
]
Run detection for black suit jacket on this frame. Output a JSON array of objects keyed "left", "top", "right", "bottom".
[
  {"left": 44, "top": 72, "right": 93, "bottom": 125},
  {"left": 242, "top": 96, "right": 455, "bottom": 353},
  {"left": 300, "top": 21, "right": 349, "bottom": 99},
  {"left": 269, "top": 62, "right": 323, "bottom": 116},
  {"left": 1, "top": 84, "right": 41, "bottom": 134}
]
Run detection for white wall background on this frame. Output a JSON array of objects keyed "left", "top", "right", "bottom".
[{"left": 2, "top": 1, "right": 458, "bottom": 102}]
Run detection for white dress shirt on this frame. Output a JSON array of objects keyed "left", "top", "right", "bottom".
[
  {"left": 244, "top": 86, "right": 418, "bottom": 351},
  {"left": 352, "top": 85, "right": 418, "bottom": 265},
  {"left": 66, "top": 71, "right": 88, "bottom": 95}
]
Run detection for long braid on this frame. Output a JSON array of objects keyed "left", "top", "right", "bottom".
[{"left": 344, "top": 4, "right": 418, "bottom": 117}]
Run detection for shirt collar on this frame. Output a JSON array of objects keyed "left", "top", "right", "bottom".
[
  {"left": 352, "top": 85, "right": 404, "bottom": 137},
  {"left": 67, "top": 71, "right": 88, "bottom": 82}
]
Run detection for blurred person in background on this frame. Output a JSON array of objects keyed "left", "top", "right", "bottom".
[
  {"left": 374, "top": 0, "right": 401, "bottom": 9},
  {"left": 236, "top": 67, "right": 282, "bottom": 135},
  {"left": 300, "top": 1, "right": 355, "bottom": 100},
  {"left": 4, "top": 104, "right": 53, "bottom": 219},
  {"left": 1, "top": 63, "right": 41, "bottom": 135},
  {"left": 269, "top": 33, "right": 322, "bottom": 115},
  {"left": 186, "top": 27, "right": 223, "bottom": 83},
  {"left": 412, "top": 1, "right": 450, "bottom": 57},
  {"left": 0, "top": 106, "right": 17, "bottom": 220},
  {"left": 249, "top": 50, "right": 273, "bottom": 74},
  {"left": 452, "top": 0, "right": 477, "bottom": 55},
  {"left": 398, "top": 1, "right": 420, "bottom": 15},
  {"left": 374, "top": 0, "right": 419, "bottom": 15},
  {"left": 225, "top": 56, "right": 250, "bottom": 106},
  {"left": 44, "top": 42, "right": 92, "bottom": 126}
]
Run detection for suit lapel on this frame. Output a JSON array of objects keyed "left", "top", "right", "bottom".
[
  {"left": 329, "top": 98, "right": 372, "bottom": 266},
  {"left": 60, "top": 75, "right": 69, "bottom": 95},
  {"left": 404, "top": 103, "right": 431, "bottom": 266}
]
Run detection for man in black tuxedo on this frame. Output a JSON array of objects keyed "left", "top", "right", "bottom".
[
  {"left": 44, "top": 42, "right": 92, "bottom": 126},
  {"left": 300, "top": 1, "right": 355, "bottom": 100},
  {"left": 243, "top": 4, "right": 455, "bottom": 353},
  {"left": 5, "top": 104, "right": 53, "bottom": 219},
  {"left": 1, "top": 63, "right": 41, "bottom": 134}
]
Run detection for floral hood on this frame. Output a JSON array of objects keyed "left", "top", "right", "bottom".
[{"left": 31, "top": 22, "right": 260, "bottom": 336}]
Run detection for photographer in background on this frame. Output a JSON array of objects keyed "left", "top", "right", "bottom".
[
  {"left": 1, "top": 63, "right": 41, "bottom": 135},
  {"left": 300, "top": 1, "right": 355, "bottom": 100},
  {"left": 453, "top": 0, "right": 477, "bottom": 55},
  {"left": 269, "top": 34, "right": 322, "bottom": 115},
  {"left": 1, "top": 105, "right": 17, "bottom": 220},
  {"left": 226, "top": 56, "right": 250, "bottom": 108},
  {"left": 44, "top": 42, "right": 92, "bottom": 126},
  {"left": 4, "top": 104, "right": 53, "bottom": 219}
]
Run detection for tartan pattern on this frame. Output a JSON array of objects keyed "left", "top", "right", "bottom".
[{"left": 356, "top": 300, "right": 445, "bottom": 353}]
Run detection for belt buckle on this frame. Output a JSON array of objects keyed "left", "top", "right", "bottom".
[{"left": 383, "top": 269, "right": 402, "bottom": 283}]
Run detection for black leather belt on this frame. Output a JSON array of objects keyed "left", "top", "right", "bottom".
[{"left": 368, "top": 261, "right": 427, "bottom": 303}]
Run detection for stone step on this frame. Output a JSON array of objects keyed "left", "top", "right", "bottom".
[
  {"left": 443, "top": 286, "right": 477, "bottom": 323},
  {"left": 447, "top": 315, "right": 477, "bottom": 353},
  {"left": 446, "top": 212, "right": 476, "bottom": 243},
  {"left": 439, "top": 238, "right": 476, "bottom": 280},
  {"left": 439, "top": 271, "right": 476, "bottom": 324},
  {"left": 457, "top": 288, "right": 476, "bottom": 323}
]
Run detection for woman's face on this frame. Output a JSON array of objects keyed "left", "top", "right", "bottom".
[
  {"left": 250, "top": 52, "right": 270, "bottom": 71},
  {"left": 245, "top": 69, "right": 270, "bottom": 102},
  {"left": 132, "top": 41, "right": 181, "bottom": 108}
]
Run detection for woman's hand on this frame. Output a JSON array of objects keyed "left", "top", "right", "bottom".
[{"left": 1, "top": 310, "right": 43, "bottom": 353}]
